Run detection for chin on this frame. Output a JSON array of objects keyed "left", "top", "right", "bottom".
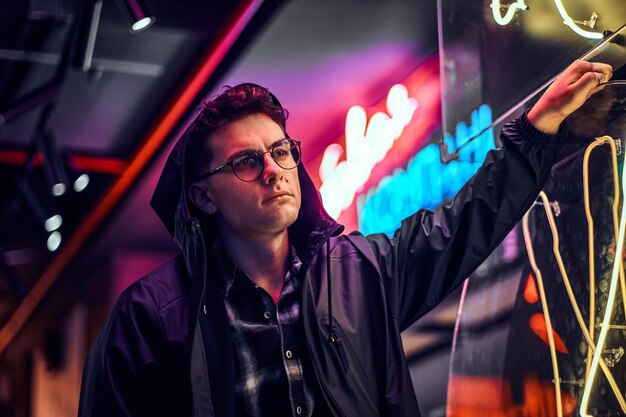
[{"left": 268, "top": 210, "right": 299, "bottom": 231}]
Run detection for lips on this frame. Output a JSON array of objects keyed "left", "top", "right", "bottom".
[{"left": 264, "top": 192, "right": 291, "bottom": 203}]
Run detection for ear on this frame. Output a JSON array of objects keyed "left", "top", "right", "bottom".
[{"left": 188, "top": 183, "right": 218, "bottom": 215}]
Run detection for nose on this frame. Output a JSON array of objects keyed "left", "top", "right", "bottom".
[{"left": 261, "top": 152, "right": 282, "bottom": 184}]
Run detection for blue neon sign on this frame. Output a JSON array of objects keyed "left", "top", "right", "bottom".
[{"left": 358, "top": 105, "right": 495, "bottom": 236}]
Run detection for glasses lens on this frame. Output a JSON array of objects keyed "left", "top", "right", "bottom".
[
  {"left": 232, "top": 153, "right": 263, "bottom": 181},
  {"left": 272, "top": 139, "right": 300, "bottom": 169}
]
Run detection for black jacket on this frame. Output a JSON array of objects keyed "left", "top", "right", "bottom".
[{"left": 78, "top": 112, "right": 558, "bottom": 417}]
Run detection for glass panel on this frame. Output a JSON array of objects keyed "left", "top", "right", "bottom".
[
  {"left": 448, "top": 83, "right": 626, "bottom": 416},
  {"left": 437, "top": 0, "right": 626, "bottom": 160}
]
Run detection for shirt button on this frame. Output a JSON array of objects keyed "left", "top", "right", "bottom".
[
  {"left": 263, "top": 311, "right": 272, "bottom": 319},
  {"left": 296, "top": 406, "right": 302, "bottom": 414},
  {"left": 285, "top": 350, "right": 293, "bottom": 359}
]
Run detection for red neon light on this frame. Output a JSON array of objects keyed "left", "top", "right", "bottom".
[
  {"left": 529, "top": 313, "right": 569, "bottom": 354},
  {"left": 446, "top": 375, "right": 577, "bottom": 416},
  {"left": 0, "top": 150, "right": 126, "bottom": 175},
  {"left": 523, "top": 273, "right": 539, "bottom": 304},
  {"left": 319, "top": 83, "right": 419, "bottom": 218},
  {"left": 0, "top": 0, "right": 265, "bottom": 355},
  {"left": 310, "top": 55, "right": 441, "bottom": 231}
]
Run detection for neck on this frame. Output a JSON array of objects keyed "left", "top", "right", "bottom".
[{"left": 219, "top": 225, "right": 290, "bottom": 301}]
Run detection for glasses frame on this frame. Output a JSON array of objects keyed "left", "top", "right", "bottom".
[{"left": 194, "top": 138, "right": 302, "bottom": 183}]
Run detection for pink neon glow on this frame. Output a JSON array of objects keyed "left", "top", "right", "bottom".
[
  {"left": 319, "top": 84, "right": 418, "bottom": 218},
  {"left": 319, "top": 144, "right": 343, "bottom": 183}
]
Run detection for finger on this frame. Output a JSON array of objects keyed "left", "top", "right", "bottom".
[
  {"left": 589, "top": 83, "right": 606, "bottom": 96},
  {"left": 564, "top": 61, "right": 612, "bottom": 84},
  {"left": 587, "top": 62, "right": 613, "bottom": 82},
  {"left": 571, "top": 71, "right": 605, "bottom": 93}
]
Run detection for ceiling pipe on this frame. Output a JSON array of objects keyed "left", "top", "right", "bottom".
[
  {"left": 73, "top": 0, "right": 104, "bottom": 71},
  {"left": 0, "top": 0, "right": 269, "bottom": 356}
]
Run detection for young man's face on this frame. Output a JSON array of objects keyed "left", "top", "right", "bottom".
[{"left": 189, "top": 113, "right": 302, "bottom": 240}]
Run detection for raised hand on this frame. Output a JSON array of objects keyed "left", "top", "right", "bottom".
[{"left": 528, "top": 60, "right": 613, "bottom": 134}]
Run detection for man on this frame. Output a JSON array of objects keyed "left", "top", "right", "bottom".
[{"left": 78, "top": 60, "right": 612, "bottom": 417}]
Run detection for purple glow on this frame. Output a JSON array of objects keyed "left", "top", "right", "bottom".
[
  {"left": 502, "top": 227, "right": 519, "bottom": 262},
  {"left": 218, "top": 42, "right": 427, "bottom": 164}
]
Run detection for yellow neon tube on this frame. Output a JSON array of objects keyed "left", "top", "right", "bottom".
[
  {"left": 531, "top": 193, "right": 625, "bottom": 405},
  {"left": 523, "top": 193, "right": 626, "bottom": 413},
  {"left": 522, "top": 208, "right": 563, "bottom": 417},
  {"left": 490, "top": 0, "right": 603, "bottom": 40},
  {"left": 553, "top": 0, "right": 603, "bottom": 39},
  {"left": 580, "top": 139, "right": 626, "bottom": 416},
  {"left": 523, "top": 137, "right": 625, "bottom": 413},
  {"left": 490, "top": 0, "right": 528, "bottom": 26},
  {"left": 582, "top": 137, "right": 625, "bottom": 380}
]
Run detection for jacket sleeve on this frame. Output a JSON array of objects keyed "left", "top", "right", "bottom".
[
  {"left": 364, "top": 112, "right": 559, "bottom": 331},
  {"left": 78, "top": 281, "right": 167, "bottom": 417}
]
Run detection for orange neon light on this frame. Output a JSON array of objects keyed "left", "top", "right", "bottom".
[
  {"left": 0, "top": 149, "right": 126, "bottom": 175},
  {"left": 0, "top": 0, "right": 265, "bottom": 355},
  {"left": 523, "top": 273, "right": 539, "bottom": 304},
  {"left": 446, "top": 375, "right": 577, "bottom": 417},
  {"left": 529, "top": 313, "right": 569, "bottom": 354}
]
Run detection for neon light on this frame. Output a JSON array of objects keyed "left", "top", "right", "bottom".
[
  {"left": 0, "top": 0, "right": 265, "bottom": 355},
  {"left": 359, "top": 105, "right": 494, "bottom": 235},
  {"left": 523, "top": 273, "right": 539, "bottom": 304},
  {"left": 491, "top": 0, "right": 603, "bottom": 40},
  {"left": 529, "top": 313, "right": 569, "bottom": 353},
  {"left": 522, "top": 201, "right": 563, "bottom": 417},
  {"left": 0, "top": 150, "right": 126, "bottom": 175},
  {"left": 553, "top": 0, "right": 603, "bottom": 40},
  {"left": 490, "top": 0, "right": 528, "bottom": 26},
  {"left": 522, "top": 137, "right": 626, "bottom": 414},
  {"left": 580, "top": 137, "right": 626, "bottom": 416},
  {"left": 319, "top": 84, "right": 418, "bottom": 219},
  {"left": 526, "top": 190, "right": 626, "bottom": 413}
]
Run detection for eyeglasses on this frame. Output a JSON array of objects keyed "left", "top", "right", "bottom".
[{"left": 195, "top": 138, "right": 302, "bottom": 182}]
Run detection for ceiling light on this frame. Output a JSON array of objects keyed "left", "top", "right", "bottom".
[
  {"left": 73, "top": 173, "right": 90, "bottom": 192},
  {"left": 47, "top": 231, "right": 62, "bottom": 252},
  {"left": 63, "top": 155, "right": 90, "bottom": 193},
  {"left": 39, "top": 130, "right": 69, "bottom": 197},
  {"left": 17, "top": 180, "right": 63, "bottom": 235},
  {"left": 116, "top": 0, "right": 156, "bottom": 33},
  {"left": 44, "top": 214, "right": 63, "bottom": 232}
]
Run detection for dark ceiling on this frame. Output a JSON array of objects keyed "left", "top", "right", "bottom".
[
  {"left": 0, "top": 0, "right": 439, "bottom": 359},
  {"left": 2, "top": 2, "right": 624, "bottom": 415},
  {"left": 0, "top": 0, "right": 288, "bottom": 355}
]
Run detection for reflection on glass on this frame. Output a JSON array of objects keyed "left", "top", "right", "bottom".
[
  {"left": 447, "top": 84, "right": 626, "bottom": 416},
  {"left": 438, "top": 0, "right": 626, "bottom": 164}
]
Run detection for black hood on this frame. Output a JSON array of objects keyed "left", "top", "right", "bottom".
[{"left": 149, "top": 109, "right": 343, "bottom": 269}]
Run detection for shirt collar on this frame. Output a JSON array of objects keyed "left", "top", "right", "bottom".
[{"left": 216, "top": 241, "right": 302, "bottom": 298}]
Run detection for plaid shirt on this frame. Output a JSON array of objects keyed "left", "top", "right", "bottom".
[{"left": 222, "top": 246, "right": 315, "bottom": 417}]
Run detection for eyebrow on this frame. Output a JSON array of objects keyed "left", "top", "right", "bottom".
[{"left": 224, "top": 138, "right": 288, "bottom": 161}]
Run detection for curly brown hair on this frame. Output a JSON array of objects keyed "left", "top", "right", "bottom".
[{"left": 185, "top": 83, "right": 289, "bottom": 183}]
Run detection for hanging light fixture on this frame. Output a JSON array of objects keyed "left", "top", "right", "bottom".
[
  {"left": 16, "top": 179, "right": 63, "bottom": 252},
  {"left": 38, "top": 129, "right": 69, "bottom": 197},
  {"left": 17, "top": 180, "right": 62, "bottom": 232},
  {"left": 116, "top": 0, "right": 156, "bottom": 33},
  {"left": 63, "top": 154, "right": 90, "bottom": 193}
]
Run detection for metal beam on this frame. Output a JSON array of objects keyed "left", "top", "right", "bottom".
[{"left": 0, "top": 0, "right": 267, "bottom": 356}]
